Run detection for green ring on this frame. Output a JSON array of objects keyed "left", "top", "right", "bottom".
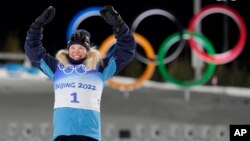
[{"left": 157, "top": 31, "right": 216, "bottom": 88}]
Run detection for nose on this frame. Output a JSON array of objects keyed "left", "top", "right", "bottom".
[{"left": 73, "top": 48, "right": 81, "bottom": 53}]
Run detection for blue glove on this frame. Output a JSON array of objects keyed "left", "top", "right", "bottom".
[
  {"left": 31, "top": 6, "right": 56, "bottom": 29},
  {"left": 100, "top": 5, "right": 124, "bottom": 33}
]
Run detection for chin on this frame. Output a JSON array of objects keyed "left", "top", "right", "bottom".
[{"left": 71, "top": 56, "right": 85, "bottom": 60}]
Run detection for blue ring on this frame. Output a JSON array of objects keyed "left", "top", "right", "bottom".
[{"left": 66, "top": 6, "right": 102, "bottom": 41}]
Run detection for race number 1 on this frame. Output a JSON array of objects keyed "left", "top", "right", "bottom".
[{"left": 70, "top": 92, "right": 79, "bottom": 103}]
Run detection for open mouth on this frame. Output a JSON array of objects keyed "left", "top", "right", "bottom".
[{"left": 72, "top": 55, "right": 82, "bottom": 60}]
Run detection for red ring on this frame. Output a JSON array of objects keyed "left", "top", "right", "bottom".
[{"left": 188, "top": 4, "right": 247, "bottom": 64}]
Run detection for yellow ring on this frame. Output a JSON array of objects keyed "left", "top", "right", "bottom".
[{"left": 99, "top": 32, "right": 156, "bottom": 91}]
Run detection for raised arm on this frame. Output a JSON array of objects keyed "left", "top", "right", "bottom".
[
  {"left": 99, "top": 5, "right": 136, "bottom": 80},
  {"left": 24, "top": 6, "right": 58, "bottom": 79}
]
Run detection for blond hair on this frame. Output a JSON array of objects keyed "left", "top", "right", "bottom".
[{"left": 56, "top": 47, "right": 101, "bottom": 71}]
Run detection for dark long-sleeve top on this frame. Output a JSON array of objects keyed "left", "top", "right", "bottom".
[{"left": 24, "top": 23, "right": 136, "bottom": 81}]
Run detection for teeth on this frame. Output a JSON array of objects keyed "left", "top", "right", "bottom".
[{"left": 73, "top": 56, "right": 81, "bottom": 59}]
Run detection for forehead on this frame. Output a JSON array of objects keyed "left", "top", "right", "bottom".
[{"left": 69, "top": 44, "right": 86, "bottom": 49}]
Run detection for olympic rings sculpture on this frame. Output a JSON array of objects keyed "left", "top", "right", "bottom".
[{"left": 67, "top": 4, "right": 247, "bottom": 91}]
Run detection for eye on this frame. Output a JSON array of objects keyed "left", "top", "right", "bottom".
[
  {"left": 70, "top": 46, "right": 76, "bottom": 50},
  {"left": 79, "top": 46, "right": 86, "bottom": 50}
]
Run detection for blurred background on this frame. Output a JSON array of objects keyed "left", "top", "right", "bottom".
[{"left": 0, "top": 0, "right": 250, "bottom": 141}]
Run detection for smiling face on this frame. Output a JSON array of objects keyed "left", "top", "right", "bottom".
[{"left": 68, "top": 44, "right": 88, "bottom": 60}]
